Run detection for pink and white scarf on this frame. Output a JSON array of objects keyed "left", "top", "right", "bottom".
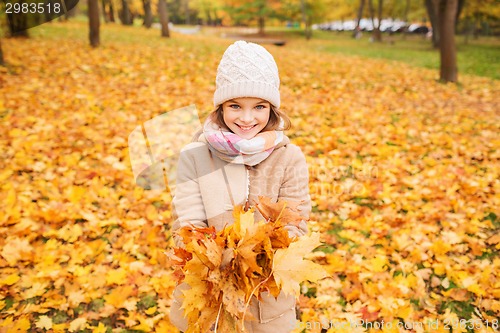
[{"left": 203, "top": 117, "right": 284, "bottom": 166}]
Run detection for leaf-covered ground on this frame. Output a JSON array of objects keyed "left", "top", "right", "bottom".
[{"left": 1, "top": 22, "right": 499, "bottom": 332}]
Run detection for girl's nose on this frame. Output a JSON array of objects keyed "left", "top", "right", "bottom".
[{"left": 240, "top": 109, "right": 254, "bottom": 123}]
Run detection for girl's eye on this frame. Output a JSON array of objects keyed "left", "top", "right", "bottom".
[
  {"left": 229, "top": 104, "right": 240, "bottom": 109},
  {"left": 255, "top": 105, "right": 266, "bottom": 110}
]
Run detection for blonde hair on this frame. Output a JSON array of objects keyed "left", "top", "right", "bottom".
[{"left": 209, "top": 104, "right": 291, "bottom": 133}]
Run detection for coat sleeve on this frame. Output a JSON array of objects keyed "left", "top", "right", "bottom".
[
  {"left": 278, "top": 144, "right": 311, "bottom": 237},
  {"left": 171, "top": 145, "right": 208, "bottom": 247}
]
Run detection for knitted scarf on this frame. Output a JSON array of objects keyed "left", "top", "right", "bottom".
[{"left": 203, "top": 117, "right": 284, "bottom": 166}]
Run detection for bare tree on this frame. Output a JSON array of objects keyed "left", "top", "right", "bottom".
[
  {"left": 257, "top": 0, "right": 266, "bottom": 35},
  {"left": 6, "top": 12, "right": 29, "bottom": 37},
  {"left": 143, "top": 0, "right": 154, "bottom": 28},
  {"left": 425, "top": 0, "right": 440, "bottom": 48},
  {"left": 301, "top": 0, "right": 312, "bottom": 40},
  {"left": 353, "top": 0, "right": 366, "bottom": 38},
  {"left": 102, "top": 0, "right": 110, "bottom": 23},
  {"left": 368, "top": 0, "right": 383, "bottom": 42},
  {"left": 402, "top": 0, "right": 411, "bottom": 39},
  {"left": 119, "top": 0, "right": 133, "bottom": 25},
  {"left": 438, "top": 0, "right": 458, "bottom": 82},
  {"left": 88, "top": 0, "right": 100, "bottom": 47},
  {"left": 184, "top": 0, "right": 190, "bottom": 25},
  {"left": 109, "top": 0, "right": 116, "bottom": 22},
  {"left": 0, "top": 39, "right": 4, "bottom": 66},
  {"left": 158, "top": 0, "right": 170, "bottom": 37}
]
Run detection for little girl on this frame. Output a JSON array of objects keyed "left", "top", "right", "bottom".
[{"left": 169, "top": 40, "right": 311, "bottom": 333}]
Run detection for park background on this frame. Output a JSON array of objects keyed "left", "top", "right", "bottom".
[{"left": 0, "top": 0, "right": 499, "bottom": 332}]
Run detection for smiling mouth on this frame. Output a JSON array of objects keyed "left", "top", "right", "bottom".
[{"left": 237, "top": 124, "right": 257, "bottom": 132}]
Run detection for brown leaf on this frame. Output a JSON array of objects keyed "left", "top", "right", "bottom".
[{"left": 255, "top": 196, "right": 304, "bottom": 226}]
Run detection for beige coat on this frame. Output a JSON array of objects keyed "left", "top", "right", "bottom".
[{"left": 169, "top": 134, "right": 311, "bottom": 333}]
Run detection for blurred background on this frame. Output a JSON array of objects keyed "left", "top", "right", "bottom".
[{"left": 1, "top": 0, "right": 499, "bottom": 79}]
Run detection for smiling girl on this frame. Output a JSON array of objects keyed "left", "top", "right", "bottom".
[{"left": 169, "top": 40, "right": 311, "bottom": 333}]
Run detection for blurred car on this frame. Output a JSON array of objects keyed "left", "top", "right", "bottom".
[{"left": 407, "top": 23, "right": 430, "bottom": 34}]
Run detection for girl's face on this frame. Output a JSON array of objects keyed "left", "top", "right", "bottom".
[{"left": 222, "top": 97, "right": 271, "bottom": 139}]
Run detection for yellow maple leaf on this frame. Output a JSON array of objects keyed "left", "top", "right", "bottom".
[
  {"left": 104, "top": 285, "right": 134, "bottom": 308},
  {"left": 57, "top": 224, "right": 83, "bottom": 243},
  {"left": 92, "top": 322, "right": 107, "bottom": 333},
  {"left": 12, "top": 316, "right": 31, "bottom": 331},
  {"left": 272, "top": 232, "right": 328, "bottom": 296},
  {"left": 467, "top": 283, "right": 486, "bottom": 297},
  {"left": 368, "top": 256, "right": 389, "bottom": 273},
  {"left": 232, "top": 206, "right": 255, "bottom": 239},
  {"left": 1, "top": 273, "right": 20, "bottom": 286},
  {"left": 67, "top": 289, "right": 86, "bottom": 308},
  {"left": 1, "top": 237, "right": 33, "bottom": 265},
  {"left": 430, "top": 239, "right": 452, "bottom": 256},
  {"left": 234, "top": 221, "right": 268, "bottom": 275},
  {"left": 21, "top": 282, "right": 49, "bottom": 299},
  {"left": 0, "top": 185, "right": 18, "bottom": 224},
  {"left": 145, "top": 306, "right": 157, "bottom": 315},
  {"left": 146, "top": 204, "right": 158, "bottom": 221},
  {"left": 68, "top": 318, "right": 87, "bottom": 332},
  {"left": 154, "top": 319, "right": 178, "bottom": 333},
  {"left": 106, "top": 268, "right": 128, "bottom": 285},
  {"left": 67, "top": 185, "right": 86, "bottom": 204},
  {"left": 1, "top": 316, "right": 14, "bottom": 328},
  {"left": 131, "top": 315, "right": 153, "bottom": 332},
  {"left": 36, "top": 315, "right": 53, "bottom": 330}
]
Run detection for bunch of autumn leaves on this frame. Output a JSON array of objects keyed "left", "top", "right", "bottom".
[{"left": 169, "top": 197, "right": 327, "bottom": 333}]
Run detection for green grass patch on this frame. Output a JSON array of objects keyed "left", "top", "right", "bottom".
[
  {"left": 252, "top": 27, "right": 500, "bottom": 80},
  {"left": 298, "top": 30, "right": 498, "bottom": 80}
]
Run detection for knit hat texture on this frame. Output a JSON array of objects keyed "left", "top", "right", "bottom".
[{"left": 213, "top": 40, "right": 280, "bottom": 108}]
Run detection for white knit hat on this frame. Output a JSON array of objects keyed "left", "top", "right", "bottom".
[{"left": 213, "top": 40, "right": 280, "bottom": 108}]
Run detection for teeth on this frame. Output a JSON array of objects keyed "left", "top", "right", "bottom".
[{"left": 239, "top": 125, "right": 255, "bottom": 131}]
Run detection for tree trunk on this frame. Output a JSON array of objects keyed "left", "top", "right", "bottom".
[
  {"left": 455, "top": 0, "right": 465, "bottom": 28},
  {"left": 305, "top": 17, "right": 312, "bottom": 40},
  {"left": 158, "top": 0, "right": 170, "bottom": 37},
  {"left": 473, "top": 15, "right": 479, "bottom": 39},
  {"left": 425, "top": 0, "right": 440, "bottom": 48},
  {"left": 143, "top": 0, "right": 153, "bottom": 28},
  {"left": 102, "top": 0, "right": 109, "bottom": 23},
  {"left": 369, "top": 0, "right": 383, "bottom": 42},
  {"left": 88, "top": 0, "right": 100, "bottom": 47},
  {"left": 109, "top": 1, "right": 116, "bottom": 22},
  {"left": 120, "top": 0, "right": 133, "bottom": 25},
  {"left": 257, "top": 16, "right": 265, "bottom": 35},
  {"left": 376, "top": 0, "right": 383, "bottom": 41},
  {"left": 213, "top": 9, "right": 220, "bottom": 26},
  {"left": 0, "top": 39, "right": 4, "bottom": 66},
  {"left": 205, "top": 8, "right": 212, "bottom": 25},
  {"left": 184, "top": 0, "right": 190, "bottom": 25},
  {"left": 66, "top": 0, "right": 79, "bottom": 19},
  {"left": 368, "top": 0, "right": 375, "bottom": 31},
  {"left": 353, "top": 0, "right": 366, "bottom": 38},
  {"left": 6, "top": 10, "right": 30, "bottom": 37},
  {"left": 402, "top": 0, "right": 410, "bottom": 39},
  {"left": 438, "top": 0, "right": 458, "bottom": 82},
  {"left": 300, "top": 0, "right": 311, "bottom": 39},
  {"left": 257, "top": 0, "right": 266, "bottom": 36},
  {"left": 463, "top": 16, "right": 472, "bottom": 44}
]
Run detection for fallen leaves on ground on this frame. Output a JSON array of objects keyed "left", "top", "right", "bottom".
[{"left": 0, "top": 21, "right": 499, "bottom": 332}]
